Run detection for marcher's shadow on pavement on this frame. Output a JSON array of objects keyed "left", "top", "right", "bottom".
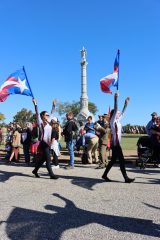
[
  {"left": 2, "top": 193, "right": 160, "bottom": 240},
  {"left": 134, "top": 178, "right": 160, "bottom": 184},
  {"left": 61, "top": 175, "right": 103, "bottom": 190},
  {"left": 127, "top": 167, "right": 160, "bottom": 175},
  {"left": 59, "top": 175, "right": 121, "bottom": 190},
  {"left": 127, "top": 168, "right": 160, "bottom": 184},
  {"left": 0, "top": 170, "right": 29, "bottom": 183}
]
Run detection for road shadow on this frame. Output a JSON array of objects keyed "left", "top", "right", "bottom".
[
  {"left": 0, "top": 169, "right": 30, "bottom": 183},
  {"left": 59, "top": 175, "right": 106, "bottom": 190},
  {"left": 127, "top": 167, "right": 160, "bottom": 184},
  {"left": 136, "top": 179, "right": 160, "bottom": 184},
  {"left": 127, "top": 167, "right": 160, "bottom": 175},
  {"left": 2, "top": 193, "right": 160, "bottom": 240}
]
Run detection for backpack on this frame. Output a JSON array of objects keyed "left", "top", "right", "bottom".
[
  {"left": 63, "top": 120, "right": 78, "bottom": 142},
  {"left": 31, "top": 126, "right": 40, "bottom": 143}
]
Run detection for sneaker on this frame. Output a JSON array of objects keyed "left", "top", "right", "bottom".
[
  {"left": 52, "top": 165, "right": 60, "bottom": 169},
  {"left": 65, "top": 165, "right": 74, "bottom": 169},
  {"left": 125, "top": 177, "right": 135, "bottom": 183},
  {"left": 96, "top": 164, "right": 105, "bottom": 169},
  {"left": 102, "top": 175, "right": 112, "bottom": 182}
]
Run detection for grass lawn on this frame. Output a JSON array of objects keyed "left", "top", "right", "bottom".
[
  {"left": 60, "top": 134, "right": 146, "bottom": 151},
  {"left": 121, "top": 135, "right": 140, "bottom": 150},
  {"left": 0, "top": 134, "right": 145, "bottom": 153}
]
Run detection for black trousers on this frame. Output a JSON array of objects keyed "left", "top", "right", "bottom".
[
  {"left": 51, "top": 149, "right": 59, "bottom": 166},
  {"left": 103, "top": 144, "right": 127, "bottom": 180},
  {"left": 33, "top": 141, "right": 55, "bottom": 177},
  {"left": 23, "top": 144, "right": 30, "bottom": 163},
  {"left": 151, "top": 138, "right": 160, "bottom": 164}
]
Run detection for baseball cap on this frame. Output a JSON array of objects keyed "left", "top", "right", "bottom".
[
  {"left": 151, "top": 112, "right": 157, "bottom": 116},
  {"left": 52, "top": 117, "right": 58, "bottom": 122}
]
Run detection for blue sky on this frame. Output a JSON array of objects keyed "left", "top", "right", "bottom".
[{"left": 0, "top": 0, "right": 159, "bottom": 126}]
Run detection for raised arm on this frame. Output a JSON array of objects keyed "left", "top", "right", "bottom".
[
  {"left": 114, "top": 92, "right": 118, "bottom": 113},
  {"left": 110, "top": 92, "right": 118, "bottom": 125},
  {"left": 32, "top": 98, "right": 41, "bottom": 126},
  {"left": 32, "top": 98, "right": 38, "bottom": 115},
  {"left": 51, "top": 98, "right": 57, "bottom": 115},
  {"left": 121, "top": 97, "right": 130, "bottom": 116}
]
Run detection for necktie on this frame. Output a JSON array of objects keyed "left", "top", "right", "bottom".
[
  {"left": 41, "top": 123, "right": 44, "bottom": 141},
  {"left": 115, "top": 122, "right": 118, "bottom": 145}
]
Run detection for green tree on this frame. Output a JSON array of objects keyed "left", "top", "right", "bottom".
[
  {"left": 56, "top": 100, "right": 98, "bottom": 117},
  {"left": 13, "top": 108, "right": 34, "bottom": 128},
  {"left": 0, "top": 113, "right": 5, "bottom": 123},
  {"left": 88, "top": 102, "right": 98, "bottom": 115},
  {"left": 0, "top": 112, "right": 6, "bottom": 127}
]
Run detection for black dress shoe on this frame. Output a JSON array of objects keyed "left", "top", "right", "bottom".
[
  {"left": 50, "top": 175, "right": 59, "bottom": 179},
  {"left": 102, "top": 176, "right": 112, "bottom": 182},
  {"left": 125, "top": 177, "right": 135, "bottom": 183},
  {"left": 32, "top": 170, "right": 40, "bottom": 178}
]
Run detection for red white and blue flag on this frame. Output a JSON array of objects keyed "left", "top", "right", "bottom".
[
  {"left": 0, "top": 68, "right": 33, "bottom": 102},
  {"left": 100, "top": 50, "right": 119, "bottom": 94}
]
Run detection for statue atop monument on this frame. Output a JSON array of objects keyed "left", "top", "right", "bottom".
[
  {"left": 81, "top": 47, "right": 87, "bottom": 62},
  {"left": 77, "top": 47, "right": 94, "bottom": 123}
]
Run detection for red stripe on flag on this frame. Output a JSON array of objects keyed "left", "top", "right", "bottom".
[
  {"left": 100, "top": 79, "right": 113, "bottom": 94},
  {"left": 6, "top": 77, "right": 18, "bottom": 82}
]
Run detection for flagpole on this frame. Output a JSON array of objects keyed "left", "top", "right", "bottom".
[
  {"left": 22, "top": 66, "right": 35, "bottom": 98},
  {"left": 117, "top": 49, "right": 120, "bottom": 91}
]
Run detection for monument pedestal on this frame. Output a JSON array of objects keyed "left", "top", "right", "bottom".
[{"left": 77, "top": 47, "right": 94, "bottom": 123}]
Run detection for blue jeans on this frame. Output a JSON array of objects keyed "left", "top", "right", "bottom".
[{"left": 66, "top": 140, "right": 74, "bottom": 166}]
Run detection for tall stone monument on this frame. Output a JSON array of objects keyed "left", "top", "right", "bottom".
[{"left": 76, "top": 47, "right": 94, "bottom": 123}]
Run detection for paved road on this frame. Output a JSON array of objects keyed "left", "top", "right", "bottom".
[{"left": 0, "top": 156, "right": 160, "bottom": 240}]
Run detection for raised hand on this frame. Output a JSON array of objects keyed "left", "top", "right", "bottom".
[
  {"left": 32, "top": 98, "right": 37, "bottom": 105},
  {"left": 53, "top": 98, "right": 57, "bottom": 107},
  {"left": 114, "top": 91, "right": 119, "bottom": 99},
  {"left": 125, "top": 97, "right": 130, "bottom": 104}
]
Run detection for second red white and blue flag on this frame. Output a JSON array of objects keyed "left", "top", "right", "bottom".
[{"left": 100, "top": 50, "right": 119, "bottom": 94}]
